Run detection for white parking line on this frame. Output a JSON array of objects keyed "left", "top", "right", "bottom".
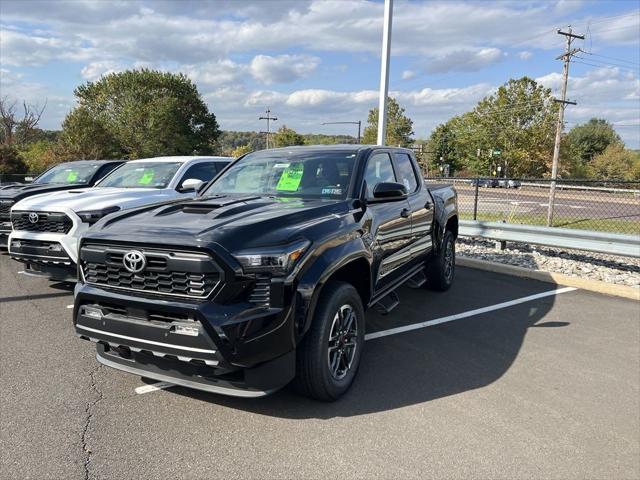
[
  {"left": 135, "top": 382, "right": 175, "bottom": 394},
  {"left": 365, "top": 286, "right": 577, "bottom": 341},
  {"left": 135, "top": 286, "right": 578, "bottom": 394},
  {"left": 66, "top": 304, "right": 74, "bottom": 309}
]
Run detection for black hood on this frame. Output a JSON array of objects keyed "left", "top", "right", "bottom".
[
  {"left": 0, "top": 183, "right": 89, "bottom": 202},
  {"left": 83, "top": 195, "right": 356, "bottom": 253}
]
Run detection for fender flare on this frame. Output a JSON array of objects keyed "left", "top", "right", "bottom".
[{"left": 295, "top": 237, "right": 372, "bottom": 337}]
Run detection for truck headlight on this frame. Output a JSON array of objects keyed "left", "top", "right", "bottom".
[
  {"left": 77, "top": 206, "right": 120, "bottom": 225},
  {"left": 234, "top": 240, "right": 309, "bottom": 275}
]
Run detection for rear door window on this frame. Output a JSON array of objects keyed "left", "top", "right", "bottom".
[
  {"left": 363, "top": 152, "right": 396, "bottom": 198},
  {"left": 392, "top": 153, "right": 419, "bottom": 193}
]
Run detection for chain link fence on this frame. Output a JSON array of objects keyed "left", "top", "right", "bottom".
[{"left": 426, "top": 177, "right": 640, "bottom": 235}]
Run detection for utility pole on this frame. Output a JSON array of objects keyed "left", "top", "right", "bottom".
[
  {"left": 377, "top": 0, "right": 393, "bottom": 145},
  {"left": 547, "top": 27, "right": 583, "bottom": 226},
  {"left": 321, "top": 121, "right": 362, "bottom": 143},
  {"left": 259, "top": 107, "right": 277, "bottom": 149}
]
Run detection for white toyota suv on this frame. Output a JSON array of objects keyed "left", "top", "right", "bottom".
[{"left": 9, "top": 156, "right": 231, "bottom": 281}]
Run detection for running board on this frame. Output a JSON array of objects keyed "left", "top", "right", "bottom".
[
  {"left": 375, "top": 291, "right": 399, "bottom": 315},
  {"left": 406, "top": 270, "right": 426, "bottom": 288}
]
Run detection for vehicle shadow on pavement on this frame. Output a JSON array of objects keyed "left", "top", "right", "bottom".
[{"left": 175, "top": 272, "right": 563, "bottom": 418}]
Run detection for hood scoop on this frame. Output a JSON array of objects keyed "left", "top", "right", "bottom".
[{"left": 156, "top": 195, "right": 263, "bottom": 215}]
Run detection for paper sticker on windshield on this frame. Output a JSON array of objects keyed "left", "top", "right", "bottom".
[
  {"left": 273, "top": 163, "right": 290, "bottom": 169},
  {"left": 276, "top": 163, "right": 303, "bottom": 192},
  {"left": 138, "top": 170, "right": 155, "bottom": 185},
  {"left": 322, "top": 187, "right": 342, "bottom": 195},
  {"left": 66, "top": 170, "right": 79, "bottom": 182}
]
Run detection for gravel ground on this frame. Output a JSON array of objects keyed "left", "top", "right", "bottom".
[{"left": 458, "top": 237, "right": 640, "bottom": 288}]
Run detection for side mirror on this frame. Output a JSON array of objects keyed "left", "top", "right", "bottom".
[
  {"left": 371, "top": 182, "right": 408, "bottom": 202},
  {"left": 179, "top": 178, "right": 204, "bottom": 192}
]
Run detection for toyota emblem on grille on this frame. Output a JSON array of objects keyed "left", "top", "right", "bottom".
[
  {"left": 28, "top": 212, "right": 39, "bottom": 224},
  {"left": 122, "top": 250, "right": 146, "bottom": 273}
]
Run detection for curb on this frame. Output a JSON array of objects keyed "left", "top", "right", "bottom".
[{"left": 458, "top": 257, "right": 640, "bottom": 301}]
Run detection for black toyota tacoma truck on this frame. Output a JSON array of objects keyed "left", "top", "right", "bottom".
[
  {"left": 73, "top": 146, "right": 457, "bottom": 400},
  {"left": 0, "top": 160, "right": 124, "bottom": 248}
]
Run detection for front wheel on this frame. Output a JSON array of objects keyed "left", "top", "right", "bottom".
[
  {"left": 425, "top": 230, "right": 455, "bottom": 291},
  {"left": 294, "top": 281, "right": 365, "bottom": 401}
]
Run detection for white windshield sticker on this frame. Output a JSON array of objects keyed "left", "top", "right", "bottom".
[{"left": 274, "top": 163, "right": 290, "bottom": 169}]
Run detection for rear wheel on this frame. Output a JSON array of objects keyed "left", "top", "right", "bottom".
[
  {"left": 425, "top": 230, "right": 455, "bottom": 291},
  {"left": 295, "top": 281, "right": 365, "bottom": 401}
]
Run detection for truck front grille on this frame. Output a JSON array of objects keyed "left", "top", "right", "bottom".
[
  {"left": 80, "top": 243, "right": 222, "bottom": 299},
  {"left": 0, "top": 200, "right": 13, "bottom": 221},
  {"left": 11, "top": 211, "right": 73, "bottom": 234}
]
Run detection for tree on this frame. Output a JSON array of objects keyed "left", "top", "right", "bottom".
[
  {"left": 0, "top": 145, "right": 28, "bottom": 174},
  {"left": 566, "top": 118, "right": 622, "bottom": 164},
  {"left": 0, "top": 97, "right": 46, "bottom": 146},
  {"left": 587, "top": 144, "right": 640, "bottom": 180},
  {"left": 362, "top": 97, "right": 414, "bottom": 147},
  {"left": 426, "top": 77, "right": 558, "bottom": 177},
  {"left": 231, "top": 144, "right": 252, "bottom": 157},
  {"left": 272, "top": 125, "right": 305, "bottom": 147},
  {"left": 61, "top": 69, "right": 219, "bottom": 159},
  {"left": 59, "top": 107, "right": 121, "bottom": 160}
]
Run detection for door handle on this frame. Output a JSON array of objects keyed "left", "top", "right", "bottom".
[{"left": 400, "top": 208, "right": 410, "bottom": 218}]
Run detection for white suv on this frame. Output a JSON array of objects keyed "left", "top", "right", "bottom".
[{"left": 9, "top": 156, "right": 231, "bottom": 281}]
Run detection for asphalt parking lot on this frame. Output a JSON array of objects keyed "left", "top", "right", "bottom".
[{"left": 1, "top": 253, "right": 639, "bottom": 479}]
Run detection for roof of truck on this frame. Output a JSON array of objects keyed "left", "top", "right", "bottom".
[{"left": 127, "top": 156, "right": 232, "bottom": 163}]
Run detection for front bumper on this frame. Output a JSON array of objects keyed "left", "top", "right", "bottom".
[
  {"left": 8, "top": 236, "right": 77, "bottom": 281},
  {"left": 0, "top": 221, "right": 10, "bottom": 248},
  {"left": 74, "top": 283, "right": 298, "bottom": 396}
]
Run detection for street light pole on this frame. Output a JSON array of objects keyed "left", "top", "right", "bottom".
[
  {"left": 321, "top": 121, "right": 362, "bottom": 143},
  {"left": 377, "top": 0, "right": 393, "bottom": 146}
]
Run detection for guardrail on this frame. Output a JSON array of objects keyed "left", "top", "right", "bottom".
[{"left": 459, "top": 220, "right": 640, "bottom": 258}]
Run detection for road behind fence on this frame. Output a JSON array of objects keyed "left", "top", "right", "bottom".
[{"left": 426, "top": 177, "right": 640, "bottom": 235}]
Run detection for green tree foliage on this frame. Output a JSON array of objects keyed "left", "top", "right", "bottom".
[
  {"left": 587, "top": 144, "right": 640, "bottom": 180},
  {"left": 272, "top": 125, "right": 305, "bottom": 147},
  {"left": 59, "top": 107, "right": 121, "bottom": 160},
  {"left": 231, "top": 144, "right": 252, "bottom": 158},
  {"left": 217, "top": 131, "right": 266, "bottom": 154},
  {"left": 566, "top": 118, "right": 622, "bottom": 163},
  {"left": 362, "top": 97, "right": 414, "bottom": 147},
  {"left": 0, "top": 145, "right": 27, "bottom": 174},
  {"left": 62, "top": 69, "right": 219, "bottom": 159},
  {"left": 18, "top": 140, "right": 58, "bottom": 172}
]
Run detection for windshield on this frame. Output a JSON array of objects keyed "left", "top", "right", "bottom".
[
  {"left": 34, "top": 163, "right": 101, "bottom": 185},
  {"left": 96, "top": 162, "right": 181, "bottom": 189},
  {"left": 205, "top": 151, "right": 357, "bottom": 199}
]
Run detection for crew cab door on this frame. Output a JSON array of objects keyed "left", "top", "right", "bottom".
[
  {"left": 392, "top": 152, "right": 434, "bottom": 261},
  {"left": 362, "top": 151, "right": 414, "bottom": 292}
]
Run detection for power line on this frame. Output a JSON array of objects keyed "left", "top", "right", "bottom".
[
  {"left": 572, "top": 56, "right": 639, "bottom": 71},
  {"left": 571, "top": 59, "right": 639, "bottom": 74},
  {"left": 584, "top": 51, "right": 640, "bottom": 66}
]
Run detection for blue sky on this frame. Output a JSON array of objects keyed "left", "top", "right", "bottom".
[{"left": 1, "top": 0, "right": 639, "bottom": 146}]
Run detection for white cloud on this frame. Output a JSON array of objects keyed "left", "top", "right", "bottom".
[
  {"left": 401, "top": 70, "right": 416, "bottom": 80},
  {"left": 249, "top": 55, "right": 320, "bottom": 85},
  {"left": 518, "top": 51, "right": 533, "bottom": 60},
  {"left": 425, "top": 48, "right": 504, "bottom": 74},
  {"left": 80, "top": 61, "right": 124, "bottom": 81}
]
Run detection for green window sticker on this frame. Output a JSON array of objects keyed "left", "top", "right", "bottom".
[
  {"left": 66, "top": 170, "right": 79, "bottom": 182},
  {"left": 138, "top": 170, "right": 155, "bottom": 185},
  {"left": 276, "top": 163, "right": 304, "bottom": 192}
]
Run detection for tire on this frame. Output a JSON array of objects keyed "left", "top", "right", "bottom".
[
  {"left": 425, "top": 230, "right": 455, "bottom": 292},
  {"left": 294, "top": 281, "right": 365, "bottom": 401}
]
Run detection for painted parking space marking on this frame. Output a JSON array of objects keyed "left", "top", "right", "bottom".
[
  {"left": 135, "top": 286, "right": 577, "bottom": 394},
  {"left": 135, "top": 382, "right": 175, "bottom": 395},
  {"left": 365, "top": 286, "right": 577, "bottom": 341},
  {"left": 66, "top": 304, "right": 73, "bottom": 309}
]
